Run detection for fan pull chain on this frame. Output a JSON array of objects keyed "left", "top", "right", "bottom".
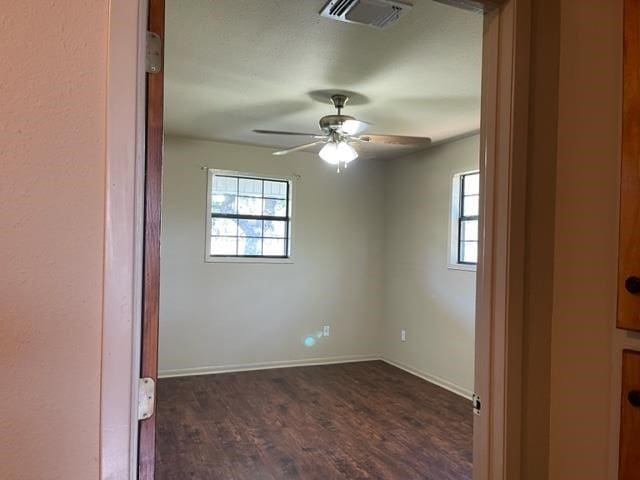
[{"left": 336, "top": 159, "right": 351, "bottom": 173}]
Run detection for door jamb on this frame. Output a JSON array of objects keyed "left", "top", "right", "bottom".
[
  {"left": 101, "top": 1, "right": 148, "bottom": 479},
  {"left": 474, "top": 1, "right": 531, "bottom": 479},
  {"left": 100, "top": 1, "right": 531, "bottom": 479}
]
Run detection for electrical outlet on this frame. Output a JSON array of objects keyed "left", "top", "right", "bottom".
[
  {"left": 323, "top": 325, "right": 330, "bottom": 337},
  {"left": 401, "top": 330, "right": 406, "bottom": 342}
]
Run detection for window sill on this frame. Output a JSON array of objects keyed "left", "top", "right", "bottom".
[
  {"left": 447, "top": 263, "right": 477, "bottom": 272},
  {"left": 205, "top": 256, "right": 294, "bottom": 264}
]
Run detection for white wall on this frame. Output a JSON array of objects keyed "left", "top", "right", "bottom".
[
  {"left": 1, "top": 2, "right": 107, "bottom": 478},
  {"left": 159, "top": 135, "right": 478, "bottom": 395},
  {"left": 380, "top": 135, "right": 479, "bottom": 397},
  {"left": 158, "top": 136, "right": 385, "bottom": 376}
]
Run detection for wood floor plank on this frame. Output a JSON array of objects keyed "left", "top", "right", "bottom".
[{"left": 156, "top": 361, "right": 472, "bottom": 480}]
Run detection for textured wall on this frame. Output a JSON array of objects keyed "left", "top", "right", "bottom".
[
  {"left": 548, "top": 0, "right": 625, "bottom": 478},
  {"left": 380, "top": 135, "right": 478, "bottom": 397},
  {"left": 158, "top": 137, "right": 385, "bottom": 375},
  {"left": 0, "top": 1, "right": 107, "bottom": 479}
]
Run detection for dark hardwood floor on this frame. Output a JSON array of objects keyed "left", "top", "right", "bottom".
[{"left": 156, "top": 360, "right": 472, "bottom": 480}]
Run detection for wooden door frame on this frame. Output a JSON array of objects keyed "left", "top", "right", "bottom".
[
  {"left": 137, "top": 1, "right": 164, "bottom": 478},
  {"left": 100, "top": 0, "right": 531, "bottom": 479},
  {"left": 614, "top": 0, "right": 640, "bottom": 477}
]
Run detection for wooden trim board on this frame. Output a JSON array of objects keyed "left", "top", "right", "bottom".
[
  {"left": 619, "top": 350, "right": 640, "bottom": 478},
  {"left": 137, "top": 1, "right": 164, "bottom": 479},
  {"left": 618, "top": 0, "right": 640, "bottom": 332}
]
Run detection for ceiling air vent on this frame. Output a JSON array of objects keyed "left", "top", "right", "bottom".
[{"left": 319, "top": 0, "right": 413, "bottom": 30}]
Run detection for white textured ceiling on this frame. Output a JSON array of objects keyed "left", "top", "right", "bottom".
[{"left": 165, "top": 0, "right": 483, "bottom": 159}]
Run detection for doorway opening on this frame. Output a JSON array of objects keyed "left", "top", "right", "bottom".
[
  {"left": 100, "top": 0, "right": 531, "bottom": 479},
  {"left": 152, "top": 1, "right": 481, "bottom": 478}
]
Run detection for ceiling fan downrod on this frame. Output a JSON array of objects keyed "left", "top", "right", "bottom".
[{"left": 331, "top": 94, "right": 349, "bottom": 116}]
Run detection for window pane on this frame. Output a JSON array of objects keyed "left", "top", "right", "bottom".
[
  {"left": 212, "top": 176, "right": 238, "bottom": 195},
  {"left": 238, "top": 196, "right": 262, "bottom": 215},
  {"left": 208, "top": 173, "right": 291, "bottom": 258},
  {"left": 211, "top": 218, "right": 237, "bottom": 236},
  {"left": 461, "top": 241, "right": 478, "bottom": 263},
  {"left": 463, "top": 195, "right": 479, "bottom": 217},
  {"left": 211, "top": 194, "right": 237, "bottom": 215},
  {"left": 263, "top": 198, "right": 287, "bottom": 217},
  {"left": 264, "top": 220, "right": 287, "bottom": 238},
  {"left": 263, "top": 238, "right": 286, "bottom": 256},
  {"left": 238, "top": 219, "right": 263, "bottom": 237},
  {"left": 211, "top": 236, "right": 237, "bottom": 256},
  {"left": 464, "top": 173, "right": 480, "bottom": 195},
  {"left": 461, "top": 220, "right": 478, "bottom": 242},
  {"left": 238, "top": 178, "right": 263, "bottom": 197},
  {"left": 264, "top": 180, "right": 288, "bottom": 199},
  {"left": 238, "top": 237, "right": 262, "bottom": 256}
]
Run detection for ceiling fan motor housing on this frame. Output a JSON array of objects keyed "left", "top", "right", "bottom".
[
  {"left": 319, "top": 114, "right": 355, "bottom": 133},
  {"left": 319, "top": 94, "right": 353, "bottom": 133}
]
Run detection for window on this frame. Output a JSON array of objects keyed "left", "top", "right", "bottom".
[
  {"left": 206, "top": 170, "right": 292, "bottom": 260},
  {"left": 450, "top": 171, "right": 479, "bottom": 268}
]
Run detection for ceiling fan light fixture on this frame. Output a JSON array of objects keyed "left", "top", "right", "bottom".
[{"left": 319, "top": 141, "right": 359, "bottom": 165}]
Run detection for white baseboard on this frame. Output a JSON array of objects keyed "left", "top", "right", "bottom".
[
  {"left": 159, "top": 355, "right": 473, "bottom": 401},
  {"left": 380, "top": 357, "right": 473, "bottom": 400},
  {"left": 158, "top": 354, "right": 380, "bottom": 378}
]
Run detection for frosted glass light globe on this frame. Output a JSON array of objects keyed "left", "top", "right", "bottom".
[{"left": 319, "top": 141, "right": 358, "bottom": 165}]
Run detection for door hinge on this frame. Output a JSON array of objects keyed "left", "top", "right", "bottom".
[
  {"left": 138, "top": 377, "right": 156, "bottom": 420},
  {"left": 472, "top": 393, "right": 482, "bottom": 416},
  {"left": 145, "top": 31, "right": 162, "bottom": 74}
]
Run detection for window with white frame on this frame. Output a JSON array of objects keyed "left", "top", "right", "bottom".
[
  {"left": 206, "top": 170, "right": 292, "bottom": 259},
  {"left": 450, "top": 171, "right": 479, "bottom": 267}
]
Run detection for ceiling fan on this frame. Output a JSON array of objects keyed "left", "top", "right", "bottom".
[{"left": 254, "top": 94, "right": 431, "bottom": 171}]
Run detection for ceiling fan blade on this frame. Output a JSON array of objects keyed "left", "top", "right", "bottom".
[
  {"left": 273, "top": 141, "right": 324, "bottom": 156},
  {"left": 339, "top": 119, "right": 371, "bottom": 136},
  {"left": 357, "top": 134, "right": 432, "bottom": 146},
  {"left": 254, "top": 129, "right": 321, "bottom": 137}
]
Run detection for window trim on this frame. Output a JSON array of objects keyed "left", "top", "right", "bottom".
[
  {"left": 448, "top": 170, "right": 479, "bottom": 271},
  {"left": 204, "top": 169, "right": 294, "bottom": 264}
]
